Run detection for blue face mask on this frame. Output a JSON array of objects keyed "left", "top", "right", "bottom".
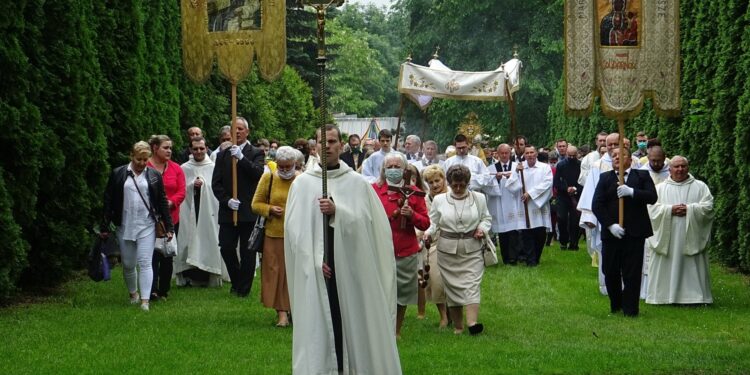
[
  {"left": 385, "top": 169, "right": 403, "bottom": 184},
  {"left": 268, "top": 149, "right": 277, "bottom": 159},
  {"left": 637, "top": 141, "right": 647, "bottom": 150}
]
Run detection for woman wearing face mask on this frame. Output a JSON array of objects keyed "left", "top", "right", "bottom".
[
  {"left": 373, "top": 152, "right": 430, "bottom": 338},
  {"left": 251, "top": 146, "right": 301, "bottom": 327},
  {"left": 422, "top": 165, "right": 492, "bottom": 335}
]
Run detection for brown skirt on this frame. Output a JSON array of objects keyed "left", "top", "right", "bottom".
[{"left": 261, "top": 236, "right": 290, "bottom": 310}]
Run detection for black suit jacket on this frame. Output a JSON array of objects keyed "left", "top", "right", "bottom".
[
  {"left": 554, "top": 158, "right": 582, "bottom": 207},
  {"left": 212, "top": 143, "right": 266, "bottom": 224},
  {"left": 340, "top": 150, "right": 366, "bottom": 170},
  {"left": 593, "top": 169, "right": 657, "bottom": 241}
]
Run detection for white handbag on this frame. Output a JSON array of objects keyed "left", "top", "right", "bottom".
[
  {"left": 154, "top": 236, "right": 178, "bottom": 257},
  {"left": 482, "top": 235, "right": 498, "bottom": 267}
]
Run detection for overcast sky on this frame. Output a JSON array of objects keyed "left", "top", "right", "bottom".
[{"left": 347, "top": 0, "right": 392, "bottom": 10}]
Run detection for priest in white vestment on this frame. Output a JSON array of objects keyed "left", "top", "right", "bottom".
[
  {"left": 443, "top": 134, "right": 491, "bottom": 191},
  {"left": 481, "top": 144, "right": 523, "bottom": 264},
  {"left": 175, "top": 137, "right": 225, "bottom": 287},
  {"left": 285, "top": 125, "right": 401, "bottom": 375},
  {"left": 578, "top": 132, "right": 608, "bottom": 186},
  {"left": 646, "top": 156, "right": 714, "bottom": 304},
  {"left": 506, "top": 146, "right": 552, "bottom": 266},
  {"left": 638, "top": 145, "right": 670, "bottom": 298}
]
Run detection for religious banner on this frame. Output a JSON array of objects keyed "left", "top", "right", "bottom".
[
  {"left": 398, "top": 57, "right": 522, "bottom": 102},
  {"left": 181, "top": 0, "right": 286, "bottom": 83},
  {"left": 565, "top": 0, "right": 680, "bottom": 119}
]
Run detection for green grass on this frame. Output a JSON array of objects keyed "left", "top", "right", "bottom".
[{"left": 2, "top": 243, "right": 750, "bottom": 374}]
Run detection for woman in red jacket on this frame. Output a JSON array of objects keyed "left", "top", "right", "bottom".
[
  {"left": 148, "top": 135, "right": 186, "bottom": 301},
  {"left": 373, "top": 152, "right": 430, "bottom": 338}
]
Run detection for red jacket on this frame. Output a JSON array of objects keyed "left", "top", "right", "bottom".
[
  {"left": 148, "top": 160, "right": 186, "bottom": 225},
  {"left": 373, "top": 183, "right": 430, "bottom": 258}
]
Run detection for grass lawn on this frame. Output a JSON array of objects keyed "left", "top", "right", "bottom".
[{"left": 2, "top": 242, "right": 749, "bottom": 374}]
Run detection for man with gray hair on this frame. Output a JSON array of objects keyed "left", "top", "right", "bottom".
[
  {"left": 211, "top": 125, "right": 232, "bottom": 162},
  {"left": 415, "top": 140, "right": 444, "bottom": 172},
  {"left": 404, "top": 134, "right": 423, "bottom": 163}
]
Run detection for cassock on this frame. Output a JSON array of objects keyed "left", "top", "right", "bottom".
[
  {"left": 506, "top": 161, "right": 553, "bottom": 230},
  {"left": 443, "top": 154, "right": 491, "bottom": 191},
  {"left": 578, "top": 155, "right": 613, "bottom": 294},
  {"left": 284, "top": 162, "right": 402, "bottom": 375},
  {"left": 175, "top": 157, "right": 225, "bottom": 286},
  {"left": 482, "top": 161, "right": 523, "bottom": 265},
  {"left": 646, "top": 175, "right": 714, "bottom": 304}
]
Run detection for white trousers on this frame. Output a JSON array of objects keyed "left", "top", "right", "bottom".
[{"left": 119, "top": 232, "right": 155, "bottom": 300}]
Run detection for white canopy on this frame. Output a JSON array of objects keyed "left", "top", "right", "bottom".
[{"left": 399, "top": 57, "right": 522, "bottom": 109}]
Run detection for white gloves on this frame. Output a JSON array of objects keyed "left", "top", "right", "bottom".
[
  {"left": 230, "top": 145, "right": 244, "bottom": 160},
  {"left": 617, "top": 185, "right": 634, "bottom": 198},
  {"left": 608, "top": 224, "right": 625, "bottom": 239},
  {"left": 228, "top": 198, "right": 241, "bottom": 211}
]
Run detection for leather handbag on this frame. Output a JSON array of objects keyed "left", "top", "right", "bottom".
[
  {"left": 248, "top": 173, "right": 273, "bottom": 253},
  {"left": 482, "top": 235, "right": 499, "bottom": 267}
]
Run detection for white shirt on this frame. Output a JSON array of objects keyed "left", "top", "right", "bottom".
[
  {"left": 414, "top": 157, "right": 445, "bottom": 172},
  {"left": 118, "top": 164, "right": 156, "bottom": 241},
  {"left": 506, "top": 161, "right": 553, "bottom": 230},
  {"left": 482, "top": 161, "right": 523, "bottom": 232},
  {"left": 361, "top": 149, "right": 389, "bottom": 183},
  {"left": 443, "top": 154, "right": 491, "bottom": 191}
]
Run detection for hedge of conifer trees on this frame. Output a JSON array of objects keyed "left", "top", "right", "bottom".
[{"left": 0, "top": 1, "right": 316, "bottom": 302}]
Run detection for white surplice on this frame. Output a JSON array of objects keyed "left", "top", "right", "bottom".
[
  {"left": 638, "top": 161, "right": 671, "bottom": 298},
  {"left": 646, "top": 175, "right": 714, "bottom": 304},
  {"left": 443, "top": 154, "right": 491, "bottom": 191},
  {"left": 284, "top": 162, "right": 402, "bottom": 375},
  {"left": 360, "top": 150, "right": 388, "bottom": 183},
  {"left": 578, "top": 155, "right": 613, "bottom": 295},
  {"left": 481, "top": 161, "right": 524, "bottom": 233},
  {"left": 506, "top": 161, "right": 553, "bottom": 230},
  {"left": 175, "top": 157, "right": 225, "bottom": 286}
]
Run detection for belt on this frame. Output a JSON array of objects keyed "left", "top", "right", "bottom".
[{"left": 439, "top": 230, "right": 474, "bottom": 240}]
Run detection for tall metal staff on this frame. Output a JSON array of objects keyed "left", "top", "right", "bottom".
[{"left": 300, "top": 0, "right": 345, "bottom": 372}]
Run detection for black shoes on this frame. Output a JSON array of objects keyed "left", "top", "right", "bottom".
[{"left": 468, "top": 323, "right": 484, "bottom": 335}]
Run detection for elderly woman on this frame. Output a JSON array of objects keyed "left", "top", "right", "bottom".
[
  {"left": 252, "top": 146, "right": 301, "bottom": 327},
  {"left": 101, "top": 141, "right": 174, "bottom": 311},
  {"left": 423, "top": 165, "right": 492, "bottom": 335},
  {"left": 418, "top": 164, "right": 450, "bottom": 328},
  {"left": 147, "top": 135, "right": 186, "bottom": 301},
  {"left": 372, "top": 152, "right": 430, "bottom": 338}
]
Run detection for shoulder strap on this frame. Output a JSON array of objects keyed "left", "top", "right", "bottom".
[
  {"left": 267, "top": 173, "right": 273, "bottom": 201},
  {"left": 130, "top": 171, "right": 158, "bottom": 220}
]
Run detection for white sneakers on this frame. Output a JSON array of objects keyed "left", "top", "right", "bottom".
[
  {"left": 140, "top": 303, "right": 150, "bottom": 312},
  {"left": 129, "top": 293, "right": 140, "bottom": 304}
]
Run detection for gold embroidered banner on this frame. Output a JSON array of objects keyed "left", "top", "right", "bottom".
[
  {"left": 565, "top": 0, "right": 680, "bottom": 119},
  {"left": 181, "top": 0, "right": 286, "bottom": 83}
]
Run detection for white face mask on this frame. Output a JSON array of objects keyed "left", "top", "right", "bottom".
[{"left": 278, "top": 169, "right": 296, "bottom": 180}]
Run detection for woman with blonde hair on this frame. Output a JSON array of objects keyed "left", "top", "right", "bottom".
[
  {"left": 418, "top": 164, "right": 450, "bottom": 327},
  {"left": 101, "top": 141, "right": 174, "bottom": 311}
]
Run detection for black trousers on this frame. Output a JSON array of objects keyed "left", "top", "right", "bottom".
[
  {"left": 602, "top": 237, "right": 645, "bottom": 316},
  {"left": 497, "top": 230, "right": 521, "bottom": 264},
  {"left": 557, "top": 201, "right": 581, "bottom": 248},
  {"left": 520, "top": 227, "right": 547, "bottom": 266},
  {"left": 152, "top": 223, "right": 178, "bottom": 298},
  {"left": 219, "top": 222, "right": 256, "bottom": 296}
]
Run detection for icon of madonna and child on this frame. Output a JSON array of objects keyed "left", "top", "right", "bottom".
[{"left": 599, "top": 0, "right": 639, "bottom": 47}]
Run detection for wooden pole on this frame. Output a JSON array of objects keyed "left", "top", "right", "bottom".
[
  {"left": 393, "top": 95, "right": 406, "bottom": 150},
  {"left": 506, "top": 85, "right": 518, "bottom": 144},
  {"left": 231, "top": 82, "right": 238, "bottom": 226},
  {"left": 617, "top": 118, "right": 625, "bottom": 227}
]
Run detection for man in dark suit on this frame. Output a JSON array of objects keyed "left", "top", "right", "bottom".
[
  {"left": 593, "top": 148, "right": 657, "bottom": 316},
  {"left": 340, "top": 134, "right": 366, "bottom": 171},
  {"left": 212, "top": 117, "right": 265, "bottom": 297},
  {"left": 554, "top": 145, "right": 583, "bottom": 250}
]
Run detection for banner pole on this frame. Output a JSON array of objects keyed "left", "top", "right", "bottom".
[{"left": 618, "top": 118, "right": 625, "bottom": 227}]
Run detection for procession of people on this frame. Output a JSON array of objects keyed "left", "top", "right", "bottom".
[{"left": 101, "top": 122, "right": 716, "bottom": 373}]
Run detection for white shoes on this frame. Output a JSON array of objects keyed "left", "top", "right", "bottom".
[
  {"left": 129, "top": 293, "right": 140, "bottom": 304},
  {"left": 140, "top": 303, "right": 150, "bottom": 312}
]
